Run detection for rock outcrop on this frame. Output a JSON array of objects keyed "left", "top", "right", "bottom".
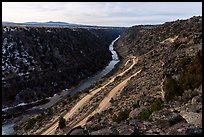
[{"left": 82, "top": 16, "right": 202, "bottom": 135}]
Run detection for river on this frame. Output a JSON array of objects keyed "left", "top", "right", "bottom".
[
  {"left": 68, "top": 35, "right": 120, "bottom": 95},
  {"left": 2, "top": 35, "right": 120, "bottom": 135}
]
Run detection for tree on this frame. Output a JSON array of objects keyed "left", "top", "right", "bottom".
[
  {"left": 58, "top": 116, "right": 66, "bottom": 129},
  {"left": 164, "top": 77, "right": 182, "bottom": 101}
]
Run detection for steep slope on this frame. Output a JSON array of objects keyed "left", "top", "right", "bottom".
[
  {"left": 77, "top": 16, "right": 202, "bottom": 135},
  {"left": 2, "top": 26, "right": 125, "bottom": 107}
]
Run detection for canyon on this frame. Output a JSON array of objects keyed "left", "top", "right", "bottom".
[{"left": 2, "top": 16, "right": 202, "bottom": 135}]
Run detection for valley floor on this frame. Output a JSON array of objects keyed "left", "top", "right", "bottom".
[{"left": 38, "top": 55, "right": 140, "bottom": 135}]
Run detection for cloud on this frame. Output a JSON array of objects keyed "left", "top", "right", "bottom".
[{"left": 2, "top": 2, "right": 202, "bottom": 27}]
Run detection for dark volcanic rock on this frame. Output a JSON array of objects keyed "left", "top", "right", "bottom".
[
  {"left": 116, "top": 124, "right": 136, "bottom": 135},
  {"left": 191, "top": 95, "right": 202, "bottom": 105},
  {"left": 129, "top": 108, "right": 142, "bottom": 119},
  {"left": 150, "top": 109, "right": 186, "bottom": 126},
  {"left": 167, "top": 122, "right": 201, "bottom": 135},
  {"left": 68, "top": 126, "right": 87, "bottom": 135},
  {"left": 186, "top": 127, "right": 202, "bottom": 135},
  {"left": 89, "top": 128, "right": 113, "bottom": 135}
]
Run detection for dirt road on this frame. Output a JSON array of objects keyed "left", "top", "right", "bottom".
[
  {"left": 75, "top": 69, "right": 141, "bottom": 127},
  {"left": 40, "top": 56, "right": 138, "bottom": 135}
]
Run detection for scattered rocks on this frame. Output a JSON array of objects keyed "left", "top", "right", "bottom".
[
  {"left": 166, "top": 122, "right": 201, "bottom": 135},
  {"left": 129, "top": 108, "right": 141, "bottom": 119},
  {"left": 68, "top": 127, "right": 87, "bottom": 135},
  {"left": 116, "top": 125, "right": 136, "bottom": 135},
  {"left": 188, "top": 104, "right": 202, "bottom": 113},
  {"left": 179, "top": 111, "right": 202, "bottom": 127},
  {"left": 150, "top": 109, "right": 186, "bottom": 126},
  {"left": 89, "top": 128, "right": 112, "bottom": 135},
  {"left": 145, "top": 128, "right": 165, "bottom": 135},
  {"left": 186, "top": 127, "right": 202, "bottom": 135},
  {"left": 129, "top": 119, "right": 142, "bottom": 126},
  {"left": 191, "top": 95, "right": 202, "bottom": 104},
  {"left": 83, "top": 16, "right": 202, "bottom": 135}
]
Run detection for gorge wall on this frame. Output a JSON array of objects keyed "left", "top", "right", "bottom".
[
  {"left": 81, "top": 16, "right": 202, "bottom": 135},
  {"left": 2, "top": 26, "right": 125, "bottom": 106}
]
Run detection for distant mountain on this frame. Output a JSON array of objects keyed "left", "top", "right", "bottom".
[
  {"left": 2, "top": 21, "right": 78, "bottom": 26},
  {"left": 2, "top": 21, "right": 16, "bottom": 24},
  {"left": 24, "top": 21, "right": 78, "bottom": 26},
  {"left": 2, "top": 21, "right": 126, "bottom": 29}
]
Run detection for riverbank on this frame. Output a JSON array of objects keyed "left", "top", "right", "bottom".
[
  {"left": 7, "top": 36, "right": 121, "bottom": 135},
  {"left": 39, "top": 55, "right": 137, "bottom": 134},
  {"left": 39, "top": 53, "right": 138, "bottom": 134}
]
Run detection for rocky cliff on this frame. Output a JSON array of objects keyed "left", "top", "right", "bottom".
[
  {"left": 76, "top": 16, "right": 202, "bottom": 135},
  {"left": 2, "top": 26, "right": 125, "bottom": 107}
]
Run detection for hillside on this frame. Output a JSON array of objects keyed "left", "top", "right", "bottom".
[
  {"left": 2, "top": 26, "right": 125, "bottom": 107},
  {"left": 71, "top": 16, "right": 202, "bottom": 135},
  {"left": 11, "top": 16, "right": 202, "bottom": 135}
]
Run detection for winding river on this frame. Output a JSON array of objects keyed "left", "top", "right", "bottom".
[
  {"left": 2, "top": 35, "right": 120, "bottom": 135},
  {"left": 69, "top": 35, "right": 120, "bottom": 95},
  {"left": 35, "top": 35, "right": 120, "bottom": 109}
]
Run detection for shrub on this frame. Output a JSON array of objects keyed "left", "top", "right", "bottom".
[
  {"left": 67, "top": 95, "right": 72, "bottom": 102},
  {"left": 73, "top": 92, "right": 80, "bottom": 99},
  {"left": 61, "top": 100, "right": 67, "bottom": 107},
  {"left": 47, "top": 108, "right": 53, "bottom": 115},
  {"left": 173, "top": 40, "right": 181, "bottom": 49},
  {"left": 178, "top": 50, "right": 202, "bottom": 91},
  {"left": 84, "top": 89, "right": 90, "bottom": 93},
  {"left": 164, "top": 77, "right": 182, "bottom": 101},
  {"left": 112, "top": 109, "right": 131, "bottom": 123},
  {"left": 188, "top": 50, "right": 202, "bottom": 75},
  {"left": 112, "top": 114, "right": 119, "bottom": 123},
  {"left": 58, "top": 116, "right": 66, "bottom": 129},
  {"left": 137, "top": 108, "right": 152, "bottom": 121},
  {"left": 149, "top": 98, "right": 163, "bottom": 112},
  {"left": 164, "top": 51, "right": 202, "bottom": 101},
  {"left": 137, "top": 98, "right": 163, "bottom": 121},
  {"left": 179, "top": 72, "right": 194, "bottom": 91},
  {"left": 25, "top": 118, "right": 37, "bottom": 131},
  {"left": 182, "top": 72, "right": 201, "bottom": 90},
  {"left": 177, "top": 57, "right": 191, "bottom": 71}
]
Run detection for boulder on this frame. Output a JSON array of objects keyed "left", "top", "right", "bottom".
[
  {"left": 188, "top": 104, "right": 202, "bottom": 113},
  {"left": 116, "top": 124, "right": 136, "bottom": 135},
  {"left": 90, "top": 128, "right": 112, "bottom": 135},
  {"left": 197, "top": 86, "right": 202, "bottom": 94},
  {"left": 68, "top": 126, "right": 87, "bottom": 135},
  {"left": 129, "top": 119, "right": 143, "bottom": 127},
  {"left": 191, "top": 95, "right": 202, "bottom": 104},
  {"left": 179, "top": 111, "right": 202, "bottom": 127},
  {"left": 69, "top": 128, "right": 86, "bottom": 135},
  {"left": 145, "top": 128, "right": 165, "bottom": 135},
  {"left": 186, "top": 127, "right": 202, "bottom": 135},
  {"left": 149, "top": 109, "right": 186, "bottom": 126},
  {"left": 167, "top": 122, "right": 201, "bottom": 135},
  {"left": 129, "top": 108, "right": 141, "bottom": 119}
]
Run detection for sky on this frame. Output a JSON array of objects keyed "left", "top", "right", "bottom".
[{"left": 2, "top": 2, "right": 202, "bottom": 27}]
